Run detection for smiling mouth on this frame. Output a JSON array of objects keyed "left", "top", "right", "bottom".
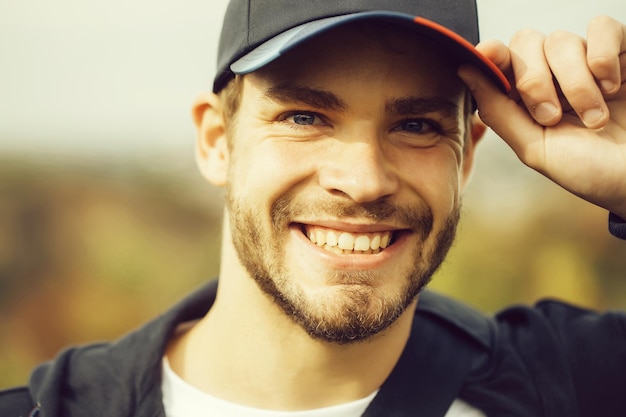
[{"left": 302, "top": 225, "right": 396, "bottom": 255}]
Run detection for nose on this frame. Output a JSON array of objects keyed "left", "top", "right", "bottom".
[{"left": 318, "top": 138, "right": 399, "bottom": 204}]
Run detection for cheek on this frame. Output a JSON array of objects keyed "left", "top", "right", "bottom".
[
  {"left": 400, "top": 148, "right": 463, "bottom": 216},
  {"left": 229, "top": 140, "right": 317, "bottom": 204}
]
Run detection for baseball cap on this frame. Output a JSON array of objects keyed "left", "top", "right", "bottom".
[{"left": 212, "top": 0, "right": 511, "bottom": 95}]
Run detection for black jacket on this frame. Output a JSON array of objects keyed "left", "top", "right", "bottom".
[
  {"left": 2, "top": 281, "right": 626, "bottom": 417},
  {"left": 2, "top": 217, "right": 626, "bottom": 417}
]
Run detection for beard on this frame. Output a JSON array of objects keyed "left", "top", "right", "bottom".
[{"left": 227, "top": 189, "right": 460, "bottom": 345}]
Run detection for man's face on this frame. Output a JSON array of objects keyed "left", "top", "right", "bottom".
[{"left": 222, "top": 23, "right": 473, "bottom": 344}]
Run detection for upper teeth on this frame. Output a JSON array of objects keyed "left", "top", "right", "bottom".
[{"left": 305, "top": 226, "right": 392, "bottom": 254}]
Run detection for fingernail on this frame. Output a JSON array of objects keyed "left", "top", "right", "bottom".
[
  {"left": 534, "top": 102, "right": 559, "bottom": 122},
  {"left": 600, "top": 80, "right": 616, "bottom": 93},
  {"left": 582, "top": 107, "right": 604, "bottom": 125}
]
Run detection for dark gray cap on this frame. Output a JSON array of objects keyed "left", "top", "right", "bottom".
[{"left": 213, "top": 0, "right": 510, "bottom": 94}]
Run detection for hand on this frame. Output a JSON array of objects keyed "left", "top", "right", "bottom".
[{"left": 459, "top": 16, "right": 626, "bottom": 219}]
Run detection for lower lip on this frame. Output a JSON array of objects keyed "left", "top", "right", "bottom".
[{"left": 290, "top": 225, "right": 411, "bottom": 270}]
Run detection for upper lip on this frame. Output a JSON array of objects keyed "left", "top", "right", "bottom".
[{"left": 292, "top": 220, "right": 408, "bottom": 234}]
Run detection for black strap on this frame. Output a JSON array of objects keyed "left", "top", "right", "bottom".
[
  {"left": 608, "top": 212, "right": 626, "bottom": 239},
  {"left": 362, "top": 312, "right": 482, "bottom": 416},
  {"left": 0, "top": 387, "right": 37, "bottom": 417}
]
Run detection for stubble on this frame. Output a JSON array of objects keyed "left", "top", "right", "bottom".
[{"left": 227, "top": 190, "right": 459, "bottom": 345}]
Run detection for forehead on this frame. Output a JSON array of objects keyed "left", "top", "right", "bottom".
[{"left": 246, "top": 21, "right": 466, "bottom": 104}]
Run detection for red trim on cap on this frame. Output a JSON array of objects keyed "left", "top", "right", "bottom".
[{"left": 414, "top": 16, "right": 511, "bottom": 93}]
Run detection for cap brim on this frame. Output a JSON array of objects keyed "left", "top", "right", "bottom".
[{"left": 230, "top": 11, "right": 510, "bottom": 94}]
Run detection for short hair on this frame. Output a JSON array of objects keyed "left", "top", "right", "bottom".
[{"left": 218, "top": 75, "right": 243, "bottom": 140}]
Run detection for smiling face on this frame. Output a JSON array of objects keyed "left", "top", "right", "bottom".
[{"left": 204, "top": 22, "right": 477, "bottom": 344}]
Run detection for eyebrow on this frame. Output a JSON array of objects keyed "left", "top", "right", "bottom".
[
  {"left": 386, "top": 97, "right": 460, "bottom": 119},
  {"left": 263, "top": 84, "right": 347, "bottom": 111},
  {"left": 262, "top": 84, "right": 459, "bottom": 118}
]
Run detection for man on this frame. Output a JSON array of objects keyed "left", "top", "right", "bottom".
[{"left": 2, "top": 0, "right": 625, "bottom": 416}]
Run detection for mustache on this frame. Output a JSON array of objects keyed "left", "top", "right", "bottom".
[{"left": 271, "top": 195, "right": 434, "bottom": 238}]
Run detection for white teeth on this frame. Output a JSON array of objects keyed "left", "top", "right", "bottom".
[
  {"left": 325, "top": 244, "right": 343, "bottom": 255},
  {"left": 315, "top": 230, "right": 325, "bottom": 246},
  {"left": 338, "top": 233, "right": 354, "bottom": 250},
  {"left": 354, "top": 235, "right": 370, "bottom": 251},
  {"left": 304, "top": 226, "right": 393, "bottom": 254},
  {"left": 327, "top": 230, "right": 338, "bottom": 247},
  {"left": 370, "top": 235, "right": 381, "bottom": 250}
]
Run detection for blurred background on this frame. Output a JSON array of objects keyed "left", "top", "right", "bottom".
[{"left": 1, "top": 0, "right": 626, "bottom": 388}]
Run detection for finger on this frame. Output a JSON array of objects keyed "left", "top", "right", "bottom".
[
  {"left": 544, "top": 30, "right": 609, "bottom": 129},
  {"left": 458, "top": 64, "right": 545, "bottom": 170},
  {"left": 475, "top": 39, "right": 519, "bottom": 101},
  {"left": 475, "top": 39, "right": 513, "bottom": 74},
  {"left": 622, "top": 53, "right": 626, "bottom": 86},
  {"left": 509, "top": 29, "right": 562, "bottom": 126},
  {"left": 586, "top": 16, "right": 626, "bottom": 94}
]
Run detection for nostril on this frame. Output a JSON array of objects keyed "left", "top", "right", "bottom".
[
  {"left": 319, "top": 174, "right": 398, "bottom": 204},
  {"left": 317, "top": 144, "right": 398, "bottom": 203}
]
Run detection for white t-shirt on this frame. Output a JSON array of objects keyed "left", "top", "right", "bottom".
[{"left": 161, "top": 359, "right": 486, "bottom": 417}]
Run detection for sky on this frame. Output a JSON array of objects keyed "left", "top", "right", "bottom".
[{"left": 1, "top": 0, "right": 625, "bottom": 161}]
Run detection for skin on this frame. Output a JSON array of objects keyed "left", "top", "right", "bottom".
[
  {"left": 222, "top": 24, "right": 470, "bottom": 346},
  {"left": 460, "top": 16, "right": 626, "bottom": 219},
  {"left": 167, "top": 16, "right": 626, "bottom": 412}
]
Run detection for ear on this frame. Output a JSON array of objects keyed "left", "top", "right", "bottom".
[
  {"left": 193, "top": 92, "right": 229, "bottom": 186},
  {"left": 460, "top": 113, "right": 487, "bottom": 189}
]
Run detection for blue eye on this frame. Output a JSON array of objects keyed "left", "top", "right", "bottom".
[
  {"left": 280, "top": 111, "right": 326, "bottom": 129},
  {"left": 399, "top": 119, "right": 435, "bottom": 133},
  {"left": 291, "top": 113, "right": 316, "bottom": 125}
]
